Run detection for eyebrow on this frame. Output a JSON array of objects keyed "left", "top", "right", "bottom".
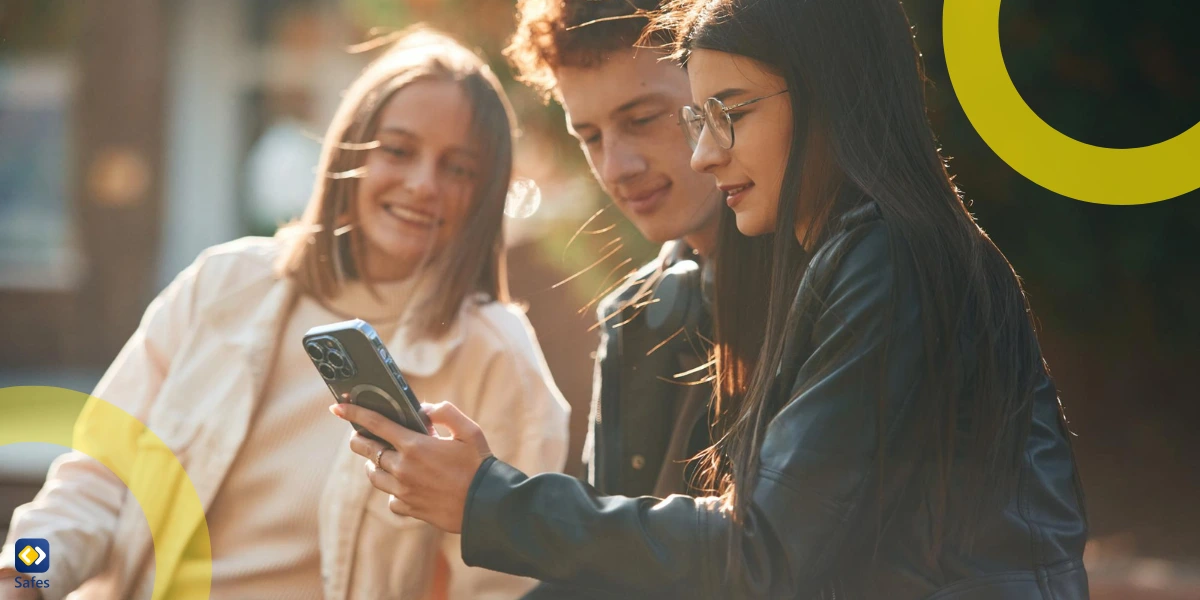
[
  {"left": 378, "top": 126, "right": 417, "bottom": 138},
  {"left": 378, "top": 126, "right": 479, "bottom": 158},
  {"left": 570, "top": 93, "right": 669, "bottom": 131},
  {"left": 710, "top": 88, "right": 749, "bottom": 102}
]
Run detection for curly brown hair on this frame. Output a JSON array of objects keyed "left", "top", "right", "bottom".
[{"left": 504, "top": 0, "right": 670, "bottom": 103}]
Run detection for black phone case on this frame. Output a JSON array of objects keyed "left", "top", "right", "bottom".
[{"left": 302, "top": 319, "right": 429, "bottom": 443}]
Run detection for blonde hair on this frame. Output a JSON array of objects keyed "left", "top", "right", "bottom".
[{"left": 276, "top": 26, "right": 516, "bottom": 339}]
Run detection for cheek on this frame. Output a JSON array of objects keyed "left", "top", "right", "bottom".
[
  {"left": 750, "top": 134, "right": 793, "bottom": 230},
  {"left": 654, "top": 140, "right": 693, "bottom": 182},
  {"left": 437, "top": 187, "right": 475, "bottom": 238},
  {"left": 734, "top": 207, "right": 773, "bottom": 237},
  {"left": 353, "top": 179, "right": 374, "bottom": 217},
  {"left": 356, "top": 156, "right": 395, "bottom": 206},
  {"left": 351, "top": 183, "right": 380, "bottom": 236},
  {"left": 762, "top": 133, "right": 792, "bottom": 193},
  {"left": 751, "top": 195, "right": 778, "bottom": 235},
  {"left": 581, "top": 149, "right": 607, "bottom": 189}
]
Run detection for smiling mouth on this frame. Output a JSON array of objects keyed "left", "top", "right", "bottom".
[
  {"left": 629, "top": 185, "right": 667, "bottom": 202},
  {"left": 383, "top": 203, "right": 441, "bottom": 227},
  {"left": 621, "top": 183, "right": 671, "bottom": 214},
  {"left": 723, "top": 183, "right": 754, "bottom": 196}
]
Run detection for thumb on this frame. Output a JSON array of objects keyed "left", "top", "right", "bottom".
[{"left": 422, "top": 402, "right": 491, "bottom": 456}]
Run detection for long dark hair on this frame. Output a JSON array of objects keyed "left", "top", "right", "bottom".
[{"left": 657, "top": 0, "right": 1052, "bottom": 556}]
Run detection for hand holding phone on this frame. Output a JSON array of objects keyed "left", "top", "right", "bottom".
[{"left": 303, "top": 319, "right": 431, "bottom": 442}]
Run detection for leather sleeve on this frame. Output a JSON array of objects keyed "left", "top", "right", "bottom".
[
  {"left": 460, "top": 222, "right": 924, "bottom": 598},
  {"left": 520, "top": 580, "right": 611, "bottom": 600}
]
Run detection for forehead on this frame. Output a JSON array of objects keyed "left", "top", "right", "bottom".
[
  {"left": 686, "top": 48, "right": 782, "bottom": 102},
  {"left": 375, "top": 79, "right": 476, "bottom": 145},
  {"left": 555, "top": 49, "right": 691, "bottom": 123}
]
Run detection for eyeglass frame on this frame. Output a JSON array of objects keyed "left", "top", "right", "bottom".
[{"left": 678, "top": 89, "right": 789, "bottom": 150}]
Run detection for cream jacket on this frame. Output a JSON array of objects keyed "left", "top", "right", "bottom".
[{"left": 1, "top": 237, "right": 570, "bottom": 599}]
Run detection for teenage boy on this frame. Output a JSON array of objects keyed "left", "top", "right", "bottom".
[{"left": 506, "top": 0, "right": 722, "bottom": 521}]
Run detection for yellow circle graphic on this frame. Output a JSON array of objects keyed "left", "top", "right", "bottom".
[
  {"left": 943, "top": 0, "right": 1200, "bottom": 205},
  {"left": 0, "top": 386, "right": 211, "bottom": 599}
]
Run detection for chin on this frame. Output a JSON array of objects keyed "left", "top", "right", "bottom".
[
  {"left": 644, "top": 225, "right": 689, "bottom": 246},
  {"left": 394, "top": 243, "right": 438, "bottom": 265},
  {"left": 363, "top": 236, "right": 429, "bottom": 265},
  {"left": 734, "top": 212, "right": 771, "bottom": 238},
  {"left": 637, "top": 212, "right": 700, "bottom": 245},
  {"left": 624, "top": 219, "right": 668, "bottom": 245}
]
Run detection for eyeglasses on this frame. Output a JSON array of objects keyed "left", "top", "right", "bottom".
[{"left": 678, "top": 89, "right": 789, "bottom": 150}]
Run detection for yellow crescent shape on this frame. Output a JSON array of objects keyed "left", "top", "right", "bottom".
[
  {"left": 0, "top": 386, "right": 211, "bottom": 599},
  {"left": 944, "top": 0, "right": 1200, "bottom": 205}
]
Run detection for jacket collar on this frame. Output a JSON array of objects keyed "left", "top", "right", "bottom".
[
  {"left": 382, "top": 306, "right": 469, "bottom": 378},
  {"left": 203, "top": 273, "right": 300, "bottom": 406},
  {"left": 204, "top": 267, "right": 470, "bottom": 398}
]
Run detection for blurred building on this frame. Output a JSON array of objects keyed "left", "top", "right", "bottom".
[{"left": 0, "top": 0, "right": 371, "bottom": 373}]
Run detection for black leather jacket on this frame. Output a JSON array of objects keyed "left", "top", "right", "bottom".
[
  {"left": 524, "top": 242, "right": 713, "bottom": 599},
  {"left": 584, "top": 241, "right": 712, "bottom": 496},
  {"left": 461, "top": 215, "right": 1089, "bottom": 599}
]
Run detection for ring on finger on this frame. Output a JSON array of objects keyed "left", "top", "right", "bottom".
[{"left": 374, "top": 447, "right": 387, "bottom": 469}]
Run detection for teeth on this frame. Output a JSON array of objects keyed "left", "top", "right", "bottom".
[
  {"left": 728, "top": 184, "right": 750, "bottom": 195},
  {"left": 384, "top": 204, "right": 437, "bottom": 226}
]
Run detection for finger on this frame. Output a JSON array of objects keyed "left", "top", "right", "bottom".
[
  {"left": 332, "top": 403, "right": 422, "bottom": 450},
  {"left": 417, "top": 406, "right": 433, "bottom": 434},
  {"left": 352, "top": 434, "right": 402, "bottom": 475},
  {"left": 349, "top": 432, "right": 386, "bottom": 460},
  {"left": 422, "top": 402, "right": 489, "bottom": 454},
  {"left": 387, "top": 494, "right": 414, "bottom": 517},
  {"left": 365, "top": 460, "right": 403, "bottom": 496},
  {"left": 379, "top": 448, "right": 404, "bottom": 475}
]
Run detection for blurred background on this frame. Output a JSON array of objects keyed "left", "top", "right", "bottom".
[{"left": 0, "top": 0, "right": 1197, "bottom": 597}]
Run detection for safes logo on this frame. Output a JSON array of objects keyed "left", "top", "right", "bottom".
[{"left": 14, "top": 539, "right": 49, "bottom": 574}]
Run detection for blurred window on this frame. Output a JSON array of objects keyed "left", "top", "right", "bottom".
[{"left": 0, "top": 2, "right": 81, "bottom": 290}]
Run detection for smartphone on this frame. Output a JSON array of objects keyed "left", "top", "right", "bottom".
[{"left": 303, "top": 319, "right": 430, "bottom": 443}]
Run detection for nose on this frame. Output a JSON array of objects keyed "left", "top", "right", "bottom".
[
  {"left": 689, "top": 126, "right": 728, "bottom": 175},
  {"left": 599, "top": 135, "right": 648, "bottom": 189},
  {"left": 405, "top": 156, "right": 439, "bottom": 201}
]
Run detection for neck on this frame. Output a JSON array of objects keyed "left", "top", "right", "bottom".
[
  {"left": 793, "top": 212, "right": 818, "bottom": 249},
  {"left": 683, "top": 218, "right": 720, "bottom": 258},
  {"left": 363, "top": 255, "right": 418, "bottom": 282}
]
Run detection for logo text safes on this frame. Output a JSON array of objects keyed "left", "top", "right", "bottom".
[{"left": 14, "top": 539, "right": 49, "bottom": 574}]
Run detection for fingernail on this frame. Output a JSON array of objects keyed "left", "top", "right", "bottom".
[{"left": 329, "top": 404, "right": 343, "bottom": 417}]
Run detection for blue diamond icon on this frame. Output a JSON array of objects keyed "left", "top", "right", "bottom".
[{"left": 14, "top": 538, "right": 49, "bottom": 574}]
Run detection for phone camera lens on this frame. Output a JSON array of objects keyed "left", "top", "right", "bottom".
[
  {"left": 339, "top": 366, "right": 354, "bottom": 379},
  {"left": 305, "top": 342, "right": 325, "bottom": 361},
  {"left": 327, "top": 351, "right": 346, "bottom": 368},
  {"left": 318, "top": 364, "right": 337, "bottom": 380}
]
